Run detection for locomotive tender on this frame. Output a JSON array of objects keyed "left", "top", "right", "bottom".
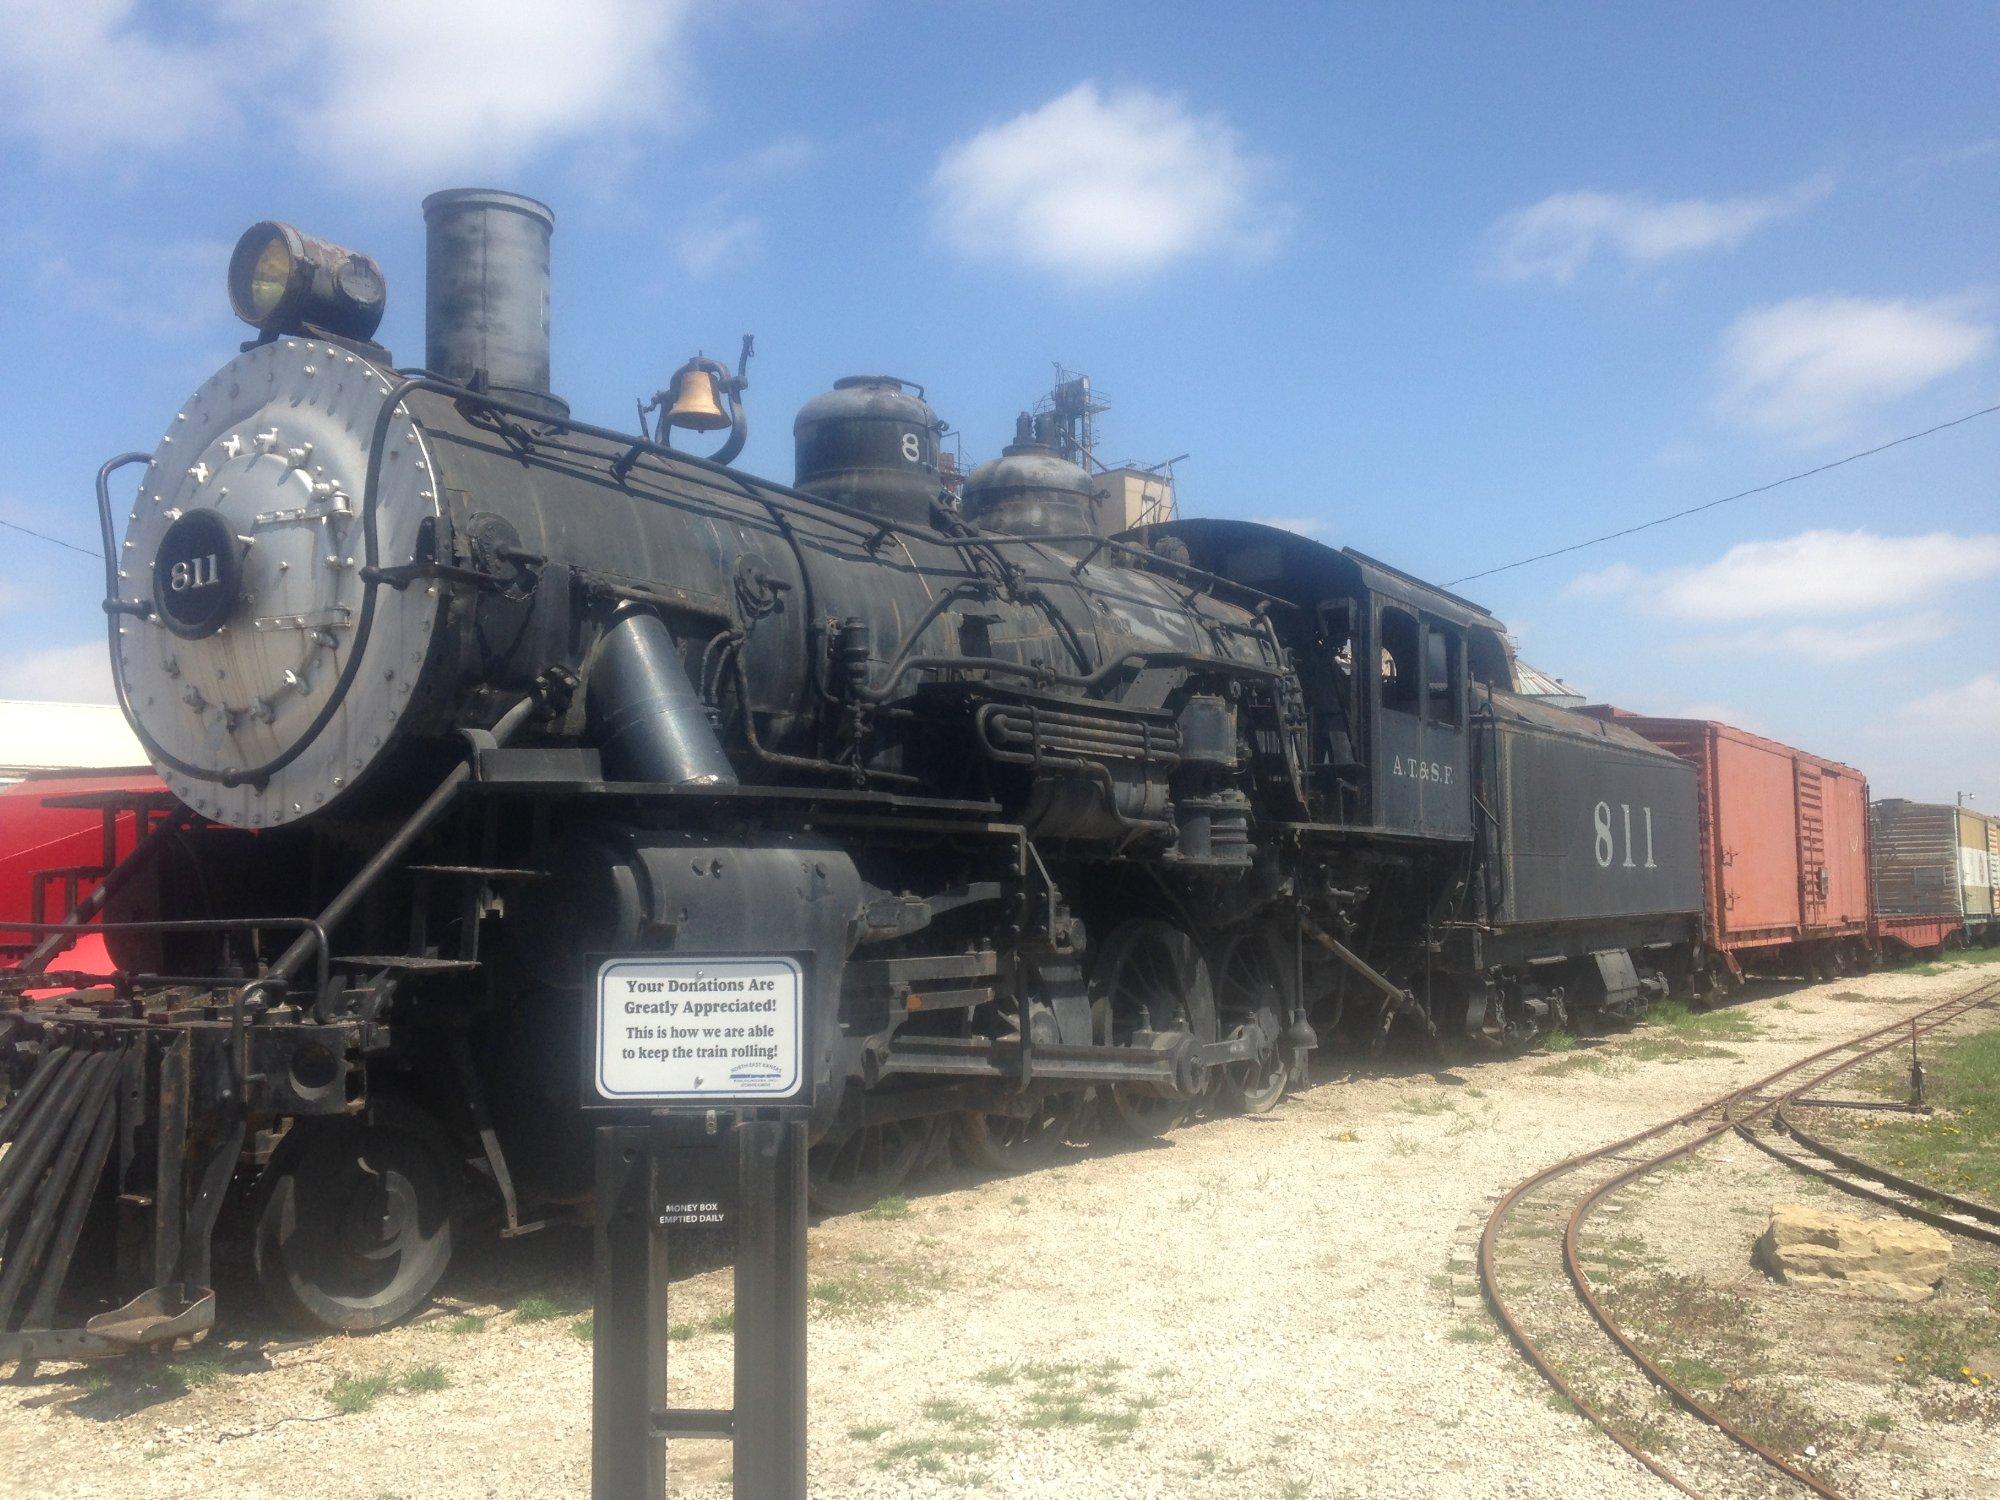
[{"left": 0, "top": 190, "right": 1706, "bottom": 1352}]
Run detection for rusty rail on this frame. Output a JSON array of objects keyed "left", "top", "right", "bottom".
[{"left": 1479, "top": 975, "right": 2000, "bottom": 1499}]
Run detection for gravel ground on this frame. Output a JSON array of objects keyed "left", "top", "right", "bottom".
[{"left": 4, "top": 962, "right": 1995, "bottom": 1499}]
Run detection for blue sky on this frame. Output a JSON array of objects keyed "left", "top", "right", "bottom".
[{"left": 1, "top": 1, "right": 1996, "bottom": 802}]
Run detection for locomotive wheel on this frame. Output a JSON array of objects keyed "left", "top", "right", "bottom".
[
  {"left": 1092, "top": 919, "right": 1211, "bottom": 1138},
  {"left": 806, "top": 1119, "right": 931, "bottom": 1214},
  {"left": 1211, "top": 929, "right": 1292, "bottom": 1116},
  {"left": 251, "top": 1102, "right": 457, "bottom": 1332},
  {"left": 953, "top": 1096, "right": 1078, "bottom": 1173}
]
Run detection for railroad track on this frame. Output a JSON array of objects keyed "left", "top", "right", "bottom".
[{"left": 1479, "top": 976, "right": 2000, "bottom": 1498}]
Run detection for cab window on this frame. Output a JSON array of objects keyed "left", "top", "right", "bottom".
[
  {"left": 1378, "top": 607, "right": 1419, "bottom": 715},
  {"left": 1425, "top": 623, "right": 1462, "bottom": 727}
]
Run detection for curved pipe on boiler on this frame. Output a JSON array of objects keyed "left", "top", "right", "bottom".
[{"left": 586, "top": 613, "right": 739, "bottom": 786}]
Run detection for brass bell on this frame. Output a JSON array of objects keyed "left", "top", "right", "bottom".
[{"left": 665, "top": 361, "right": 731, "bottom": 432}]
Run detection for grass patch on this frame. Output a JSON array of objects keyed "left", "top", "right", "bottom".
[
  {"left": 875, "top": 1434, "right": 995, "bottom": 1472},
  {"left": 1650, "top": 999, "right": 1760, "bottom": 1038},
  {"left": 1659, "top": 1354, "right": 1729, "bottom": 1392},
  {"left": 1537, "top": 1052, "right": 1611, "bottom": 1077},
  {"left": 920, "top": 1398, "right": 983, "bottom": 1429},
  {"left": 142, "top": 1357, "right": 229, "bottom": 1398},
  {"left": 332, "top": 1364, "right": 452, "bottom": 1414},
  {"left": 848, "top": 1423, "right": 889, "bottom": 1442},
  {"left": 862, "top": 1195, "right": 911, "bottom": 1220},
  {"left": 1886, "top": 1307, "right": 1999, "bottom": 1384},
  {"left": 1607, "top": 999, "right": 1760, "bottom": 1065},
  {"left": 1445, "top": 1322, "right": 1492, "bottom": 1344},
  {"left": 513, "top": 1295, "right": 566, "bottom": 1323},
  {"left": 1839, "top": 1028, "right": 2000, "bottom": 1206},
  {"left": 1395, "top": 1092, "right": 1456, "bottom": 1115},
  {"left": 1541, "top": 1029, "right": 1579, "bottom": 1053},
  {"left": 709, "top": 1308, "right": 735, "bottom": 1333},
  {"left": 441, "top": 1314, "right": 486, "bottom": 1336},
  {"left": 807, "top": 1257, "right": 949, "bottom": 1316},
  {"left": 569, "top": 1316, "right": 594, "bottom": 1343},
  {"left": 330, "top": 1374, "right": 395, "bottom": 1415}
]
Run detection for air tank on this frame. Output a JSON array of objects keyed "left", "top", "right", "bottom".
[
  {"left": 960, "top": 414, "right": 1101, "bottom": 539},
  {"left": 793, "top": 376, "right": 943, "bottom": 525}
]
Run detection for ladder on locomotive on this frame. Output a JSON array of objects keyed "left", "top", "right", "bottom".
[{"left": 1795, "top": 760, "right": 1827, "bottom": 926}]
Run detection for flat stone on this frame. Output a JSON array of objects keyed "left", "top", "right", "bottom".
[{"left": 1755, "top": 1203, "right": 1950, "bottom": 1301}]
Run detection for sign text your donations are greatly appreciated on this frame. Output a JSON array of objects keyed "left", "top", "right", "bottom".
[{"left": 594, "top": 956, "right": 804, "bottom": 1103}]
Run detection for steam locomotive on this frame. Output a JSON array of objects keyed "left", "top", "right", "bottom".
[{"left": 0, "top": 190, "right": 1707, "bottom": 1354}]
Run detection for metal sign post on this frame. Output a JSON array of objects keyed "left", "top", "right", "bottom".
[{"left": 586, "top": 953, "right": 813, "bottom": 1500}]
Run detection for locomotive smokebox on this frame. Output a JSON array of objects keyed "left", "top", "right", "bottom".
[
  {"left": 423, "top": 188, "right": 564, "bottom": 417},
  {"left": 793, "top": 376, "right": 943, "bottom": 525},
  {"left": 961, "top": 413, "right": 1101, "bottom": 540}
]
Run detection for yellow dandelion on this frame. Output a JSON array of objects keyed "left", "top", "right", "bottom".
[{"left": 1894, "top": 1355, "right": 1906, "bottom": 1364}]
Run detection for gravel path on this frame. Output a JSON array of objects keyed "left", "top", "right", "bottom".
[{"left": 4, "top": 962, "right": 1995, "bottom": 1498}]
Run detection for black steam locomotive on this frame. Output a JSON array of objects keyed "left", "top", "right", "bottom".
[{"left": 0, "top": 190, "right": 1705, "bottom": 1353}]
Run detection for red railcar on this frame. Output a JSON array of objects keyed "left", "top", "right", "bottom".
[
  {"left": 1579, "top": 710, "right": 1871, "bottom": 979},
  {"left": 0, "top": 770, "right": 163, "bottom": 974}
]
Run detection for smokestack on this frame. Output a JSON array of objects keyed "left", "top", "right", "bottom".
[{"left": 422, "top": 188, "right": 563, "bottom": 416}]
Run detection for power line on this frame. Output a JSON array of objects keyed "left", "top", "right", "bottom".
[
  {"left": 1447, "top": 399, "right": 2000, "bottom": 587},
  {"left": 0, "top": 515, "right": 101, "bottom": 561}
]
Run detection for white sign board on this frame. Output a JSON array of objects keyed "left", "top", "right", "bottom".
[{"left": 593, "top": 956, "right": 805, "bottom": 1103}]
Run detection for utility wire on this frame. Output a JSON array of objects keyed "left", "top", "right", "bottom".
[
  {"left": 0, "top": 515, "right": 101, "bottom": 560},
  {"left": 1447, "top": 399, "right": 2000, "bottom": 587}
]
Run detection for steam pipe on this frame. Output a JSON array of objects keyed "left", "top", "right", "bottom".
[{"left": 586, "top": 613, "right": 739, "bottom": 786}]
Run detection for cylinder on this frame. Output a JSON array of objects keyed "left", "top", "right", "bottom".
[
  {"left": 960, "top": 418, "right": 1101, "bottom": 540},
  {"left": 793, "top": 376, "right": 943, "bottom": 525},
  {"left": 585, "top": 614, "right": 738, "bottom": 786},
  {"left": 423, "top": 188, "right": 563, "bottom": 416}
]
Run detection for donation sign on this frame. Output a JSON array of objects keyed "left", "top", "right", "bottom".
[{"left": 593, "top": 955, "right": 805, "bottom": 1104}]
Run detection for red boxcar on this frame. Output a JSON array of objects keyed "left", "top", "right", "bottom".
[
  {"left": 1579, "top": 710, "right": 1871, "bottom": 980},
  {"left": 0, "top": 770, "right": 164, "bottom": 974}
]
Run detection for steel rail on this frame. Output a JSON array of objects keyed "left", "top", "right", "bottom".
[
  {"left": 1479, "top": 976, "right": 2000, "bottom": 1499},
  {"left": 1561, "top": 988, "right": 1997, "bottom": 1497},
  {"left": 1734, "top": 1104, "right": 2000, "bottom": 1247}
]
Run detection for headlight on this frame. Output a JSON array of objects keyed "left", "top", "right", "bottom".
[{"left": 227, "top": 221, "right": 386, "bottom": 341}]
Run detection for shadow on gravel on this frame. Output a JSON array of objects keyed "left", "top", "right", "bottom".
[{"left": 14, "top": 969, "right": 1886, "bottom": 1405}]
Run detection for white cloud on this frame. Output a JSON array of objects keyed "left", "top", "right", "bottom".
[
  {"left": 932, "top": 83, "right": 1287, "bottom": 283},
  {"left": 271, "top": 0, "right": 698, "bottom": 183},
  {"left": 1251, "top": 515, "right": 1326, "bottom": 537},
  {"left": 0, "top": 641, "right": 114, "bottom": 703},
  {"left": 1489, "top": 177, "right": 1829, "bottom": 283},
  {"left": 1648, "top": 530, "right": 2000, "bottom": 621},
  {"left": 1896, "top": 674, "right": 2000, "bottom": 737},
  {"left": 0, "top": 0, "right": 230, "bottom": 156},
  {"left": 36, "top": 238, "right": 236, "bottom": 340},
  {"left": 1715, "top": 293, "right": 1993, "bottom": 442},
  {"left": 676, "top": 215, "right": 763, "bottom": 278},
  {"left": 0, "top": 0, "right": 704, "bottom": 183},
  {"left": 1564, "top": 562, "right": 1641, "bottom": 599},
  {"left": 1677, "top": 611, "right": 1953, "bottom": 664}
]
